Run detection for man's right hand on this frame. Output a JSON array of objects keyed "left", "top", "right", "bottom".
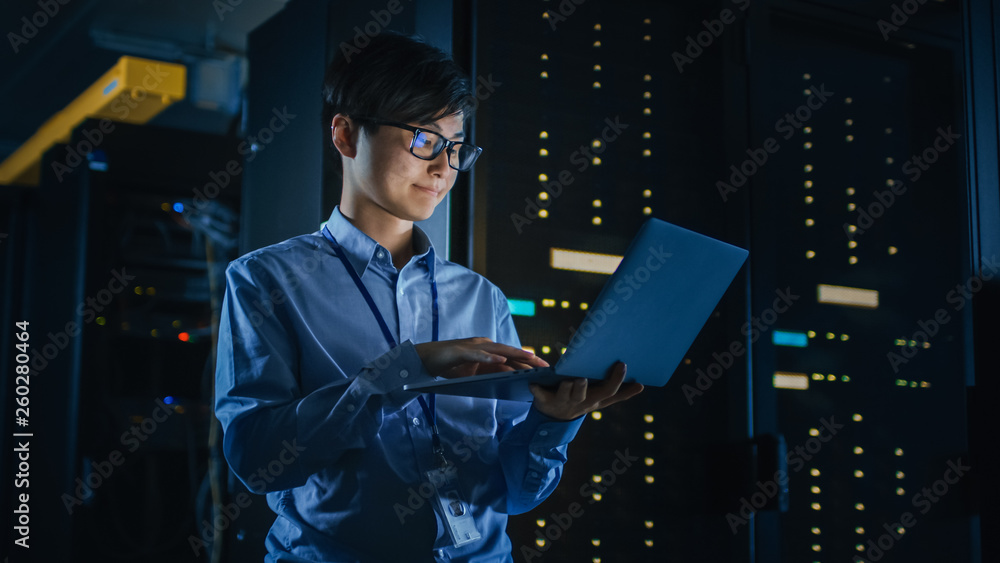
[{"left": 414, "top": 337, "right": 548, "bottom": 379}]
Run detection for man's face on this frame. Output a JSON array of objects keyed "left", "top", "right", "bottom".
[{"left": 350, "top": 112, "right": 464, "bottom": 223}]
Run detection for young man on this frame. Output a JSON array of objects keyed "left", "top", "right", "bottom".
[{"left": 215, "top": 32, "right": 642, "bottom": 562}]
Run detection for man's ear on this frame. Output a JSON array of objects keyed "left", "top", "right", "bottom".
[{"left": 331, "top": 113, "right": 359, "bottom": 159}]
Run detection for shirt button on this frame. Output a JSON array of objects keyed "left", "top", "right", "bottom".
[
  {"left": 400, "top": 369, "right": 409, "bottom": 378},
  {"left": 539, "top": 430, "right": 549, "bottom": 436},
  {"left": 377, "top": 250, "right": 385, "bottom": 260},
  {"left": 346, "top": 404, "right": 356, "bottom": 412},
  {"left": 413, "top": 417, "right": 421, "bottom": 426}
]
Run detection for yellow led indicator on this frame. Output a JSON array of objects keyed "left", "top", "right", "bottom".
[
  {"left": 642, "top": 189, "right": 652, "bottom": 197},
  {"left": 846, "top": 135, "right": 855, "bottom": 142},
  {"left": 644, "top": 475, "right": 654, "bottom": 484},
  {"left": 846, "top": 97, "right": 853, "bottom": 104},
  {"left": 540, "top": 54, "right": 549, "bottom": 60},
  {"left": 644, "top": 432, "right": 654, "bottom": 441},
  {"left": 542, "top": 299, "right": 556, "bottom": 307},
  {"left": 593, "top": 64, "right": 602, "bottom": 71},
  {"left": 539, "top": 131, "right": 548, "bottom": 139},
  {"left": 811, "top": 486, "right": 821, "bottom": 494},
  {"left": 811, "top": 503, "right": 821, "bottom": 510},
  {"left": 854, "top": 470, "right": 864, "bottom": 478},
  {"left": 592, "top": 199, "right": 602, "bottom": 207},
  {"left": 643, "top": 149, "right": 651, "bottom": 157},
  {"left": 805, "top": 219, "right": 815, "bottom": 227},
  {"left": 895, "top": 448, "right": 904, "bottom": 456},
  {"left": 538, "top": 191, "right": 549, "bottom": 200},
  {"left": 643, "top": 108, "right": 652, "bottom": 115},
  {"left": 536, "top": 519, "right": 546, "bottom": 527},
  {"left": 848, "top": 240, "right": 857, "bottom": 248},
  {"left": 853, "top": 413, "right": 862, "bottom": 422},
  {"left": 644, "top": 540, "right": 654, "bottom": 547},
  {"left": 643, "top": 92, "right": 651, "bottom": 100},
  {"left": 592, "top": 216, "right": 602, "bottom": 225},
  {"left": 804, "top": 142, "right": 813, "bottom": 149},
  {"left": 809, "top": 428, "right": 819, "bottom": 436},
  {"left": 644, "top": 457, "right": 654, "bottom": 466},
  {"left": 541, "top": 346, "right": 551, "bottom": 354},
  {"left": 539, "top": 148, "right": 548, "bottom": 157},
  {"left": 644, "top": 414, "right": 654, "bottom": 423},
  {"left": 812, "top": 373, "right": 824, "bottom": 380},
  {"left": 536, "top": 539, "right": 546, "bottom": 547},
  {"left": 560, "top": 301, "right": 569, "bottom": 309},
  {"left": 592, "top": 475, "right": 602, "bottom": 483},
  {"left": 847, "top": 187, "right": 856, "bottom": 195},
  {"left": 807, "top": 331, "right": 816, "bottom": 338},
  {"left": 593, "top": 41, "right": 601, "bottom": 48},
  {"left": 804, "top": 180, "right": 813, "bottom": 188},
  {"left": 642, "top": 207, "right": 652, "bottom": 215},
  {"left": 811, "top": 527, "right": 821, "bottom": 535},
  {"left": 643, "top": 35, "right": 651, "bottom": 41},
  {"left": 854, "top": 446, "right": 864, "bottom": 454},
  {"left": 848, "top": 203, "right": 856, "bottom": 211},
  {"left": 592, "top": 157, "right": 602, "bottom": 166},
  {"left": 645, "top": 521, "right": 654, "bottom": 529},
  {"left": 538, "top": 173, "right": 548, "bottom": 181},
  {"left": 96, "top": 316, "right": 106, "bottom": 326},
  {"left": 804, "top": 126, "right": 812, "bottom": 133},
  {"left": 805, "top": 196, "right": 814, "bottom": 204},
  {"left": 594, "top": 23, "right": 602, "bottom": 30},
  {"left": 538, "top": 209, "right": 549, "bottom": 218},
  {"left": 856, "top": 527, "right": 865, "bottom": 534},
  {"left": 849, "top": 256, "right": 859, "bottom": 265},
  {"left": 896, "top": 487, "right": 905, "bottom": 495},
  {"left": 591, "top": 538, "right": 601, "bottom": 546},
  {"left": 580, "top": 302, "right": 589, "bottom": 310},
  {"left": 888, "top": 246, "right": 898, "bottom": 255},
  {"left": 643, "top": 74, "right": 652, "bottom": 81},
  {"left": 804, "top": 164, "right": 814, "bottom": 172},
  {"left": 540, "top": 71, "right": 548, "bottom": 79},
  {"left": 810, "top": 469, "right": 820, "bottom": 476},
  {"left": 811, "top": 545, "right": 821, "bottom": 552},
  {"left": 592, "top": 81, "right": 601, "bottom": 89},
  {"left": 806, "top": 250, "right": 816, "bottom": 259},
  {"left": 591, "top": 411, "right": 602, "bottom": 420}
]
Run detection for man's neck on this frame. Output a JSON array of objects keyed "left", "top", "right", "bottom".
[{"left": 339, "top": 202, "right": 414, "bottom": 270}]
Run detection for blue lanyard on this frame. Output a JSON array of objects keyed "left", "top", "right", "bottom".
[{"left": 321, "top": 225, "right": 445, "bottom": 463}]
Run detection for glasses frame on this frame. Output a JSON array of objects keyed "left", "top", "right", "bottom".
[{"left": 353, "top": 116, "right": 483, "bottom": 171}]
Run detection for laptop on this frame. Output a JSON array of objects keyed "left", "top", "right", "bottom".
[{"left": 403, "top": 218, "right": 749, "bottom": 401}]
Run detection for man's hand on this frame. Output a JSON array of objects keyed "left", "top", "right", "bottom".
[
  {"left": 529, "top": 362, "right": 643, "bottom": 421},
  {"left": 414, "top": 337, "right": 548, "bottom": 379}
]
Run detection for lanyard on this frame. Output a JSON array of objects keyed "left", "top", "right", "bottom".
[{"left": 321, "top": 225, "right": 446, "bottom": 465}]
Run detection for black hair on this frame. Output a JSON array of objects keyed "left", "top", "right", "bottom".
[{"left": 322, "top": 32, "right": 476, "bottom": 169}]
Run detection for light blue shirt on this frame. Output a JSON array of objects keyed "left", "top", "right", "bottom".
[{"left": 215, "top": 206, "right": 584, "bottom": 562}]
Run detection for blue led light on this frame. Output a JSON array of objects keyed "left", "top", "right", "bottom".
[
  {"left": 103, "top": 79, "right": 118, "bottom": 95},
  {"left": 164, "top": 396, "right": 175, "bottom": 405},
  {"left": 172, "top": 202, "right": 184, "bottom": 213},
  {"left": 773, "top": 330, "right": 808, "bottom": 347},
  {"left": 507, "top": 299, "right": 536, "bottom": 317}
]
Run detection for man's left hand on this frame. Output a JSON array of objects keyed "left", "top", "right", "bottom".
[{"left": 529, "top": 362, "right": 643, "bottom": 421}]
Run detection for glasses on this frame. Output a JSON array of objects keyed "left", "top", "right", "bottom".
[{"left": 355, "top": 117, "right": 482, "bottom": 171}]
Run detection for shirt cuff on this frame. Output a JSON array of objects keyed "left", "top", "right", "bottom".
[
  {"left": 520, "top": 405, "right": 585, "bottom": 449},
  {"left": 357, "top": 340, "right": 433, "bottom": 408}
]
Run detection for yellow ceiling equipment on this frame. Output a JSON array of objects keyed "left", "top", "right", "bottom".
[{"left": 0, "top": 55, "right": 186, "bottom": 186}]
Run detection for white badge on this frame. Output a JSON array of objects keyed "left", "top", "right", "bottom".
[{"left": 426, "top": 464, "right": 482, "bottom": 548}]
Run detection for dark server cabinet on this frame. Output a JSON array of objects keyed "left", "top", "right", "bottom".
[{"left": 1, "top": 119, "right": 240, "bottom": 562}]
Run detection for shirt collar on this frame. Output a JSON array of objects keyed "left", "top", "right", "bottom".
[{"left": 323, "top": 206, "right": 436, "bottom": 277}]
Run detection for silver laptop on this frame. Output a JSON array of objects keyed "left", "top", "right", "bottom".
[{"left": 403, "top": 218, "right": 749, "bottom": 401}]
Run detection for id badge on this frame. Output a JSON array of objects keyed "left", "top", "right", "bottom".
[{"left": 426, "top": 464, "right": 482, "bottom": 548}]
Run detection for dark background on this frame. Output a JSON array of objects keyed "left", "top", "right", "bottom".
[{"left": 1, "top": 0, "right": 998, "bottom": 562}]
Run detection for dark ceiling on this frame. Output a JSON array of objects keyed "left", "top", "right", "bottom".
[{"left": 0, "top": 0, "right": 288, "bottom": 164}]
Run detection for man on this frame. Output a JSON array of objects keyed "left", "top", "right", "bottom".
[{"left": 215, "top": 32, "right": 642, "bottom": 562}]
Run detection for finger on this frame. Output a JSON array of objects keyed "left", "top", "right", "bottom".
[
  {"left": 570, "top": 378, "right": 587, "bottom": 402},
  {"left": 595, "top": 383, "right": 644, "bottom": 409},
  {"left": 591, "top": 363, "right": 627, "bottom": 401},
  {"left": 555, "top": 379, "right": 575, "bottom": 404},
  {"left": 479, "top": 342, "right": 550, "bottom": 367},
  {"left": 505, "top": 360, "right": 535, "bottom": 371}
]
